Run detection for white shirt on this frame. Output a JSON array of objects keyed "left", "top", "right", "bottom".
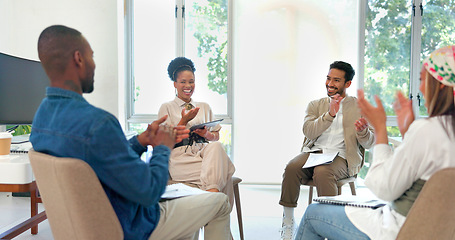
[
  {"left": 346, "top": 116, "right": 455, "bottom": 240},
  {"left": 311, "top": 99, "right": 346, "bottom": 158}
]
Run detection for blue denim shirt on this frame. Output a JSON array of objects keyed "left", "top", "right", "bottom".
[{"left": 30, "top": 87, "right": 170, "bottom": 240}]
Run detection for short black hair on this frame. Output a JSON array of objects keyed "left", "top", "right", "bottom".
[
  {"left": 167, "top": 57, "right": 196, "bottom": 81},
  {"left": 38, "top": 25, "right": 85, "bottom": 74},
  {"left": 329, "top": 61, "right": 355, "bottom": 82}
]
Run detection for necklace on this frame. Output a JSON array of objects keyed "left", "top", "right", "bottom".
[{"left": 184, "top": 103, "right": 193, "bottom": 111}]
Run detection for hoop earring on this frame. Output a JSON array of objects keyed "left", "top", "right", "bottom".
[{"left": 175, "top": 88, "right": 177, "bottom": 96}]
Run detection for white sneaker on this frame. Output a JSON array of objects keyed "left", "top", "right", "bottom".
[{"left": 280, "top": 218, "right": 295, "bottom": 240}]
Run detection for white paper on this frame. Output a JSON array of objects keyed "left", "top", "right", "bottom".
[
  {"left": 160, "top": 183, "right": 208, "bottom": 200},
  {"left": 302, "top": 152, "right": 338, "bottom": 168}
]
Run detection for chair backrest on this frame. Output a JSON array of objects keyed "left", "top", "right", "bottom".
[
  {"left": 396, "top": 168, "right": 455, "bottom": 240},
  {"left": 28, "top": 150, "right": 123, "bottom": 240}
]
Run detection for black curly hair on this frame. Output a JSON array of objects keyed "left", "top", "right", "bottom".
[{"left": 167, "top": 57, "right": 196, "bottom": 82}]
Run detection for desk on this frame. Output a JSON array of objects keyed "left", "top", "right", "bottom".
[{"left": 0, "top": 154, "right": 47, "bottom": 239}]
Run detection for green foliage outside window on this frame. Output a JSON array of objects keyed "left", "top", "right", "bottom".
[
  {"left": 129, "top": 0, "right": 454, "bottom": 178},
  {"left": 364, "top": 0, "right": 455, "bottom": 116},
  {"left": 190, "top": 0, "right": 228, "bottom": 95},
  {"left": 6, "top": 125, "right": 32, "bottom": 136},
  {"left": 360, "top": 1, "right": 455, "bottom": 179},
  {"left": 364, "top": 0, "right": 412, "bottom": 114}
]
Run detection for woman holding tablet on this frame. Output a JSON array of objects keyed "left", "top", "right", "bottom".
[{"left": 158, "top": 57, "right": 235, "bottom": 206}]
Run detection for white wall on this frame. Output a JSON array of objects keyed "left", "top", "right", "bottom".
[
  {"left": 0, "top": 0, "right": 124, "bottom": 121},
  {"left": 232, "top": 0, "right": 360, "bottom": 183}
]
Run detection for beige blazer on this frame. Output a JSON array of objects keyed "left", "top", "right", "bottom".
[{"left": 301, "top": 96, "right": 375, "bottom": 176}]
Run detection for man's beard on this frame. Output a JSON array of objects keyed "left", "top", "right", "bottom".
[
  {"left": 81, "top": 75, "right": 94, "bottom": 93},
  {"left": 326, "top": 86, "right": 342, "bottom": 96}
]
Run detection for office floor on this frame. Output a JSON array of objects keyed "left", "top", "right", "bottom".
[{"left": 0, "top": 183, "right": 374, "bottom": 240}]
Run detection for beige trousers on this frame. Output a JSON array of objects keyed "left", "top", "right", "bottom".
[
  {"left": 169, "top": 141, "right": 235, "bottom": 207},
  {"left": 149, "top": 192, "right": 231, "bottom": 240},
  {"left": 279, "top": 151, "right": 349, "bottom": 208}
]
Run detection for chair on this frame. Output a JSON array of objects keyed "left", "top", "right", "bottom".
[
  {"left": 232, "top": 176, "right": 244, "bottom": 240},
  {"left": 396, "top": 168, "right": 455, "bottom": 240},
  {"left": 305, "top": 176, "right": 357, "bottom": 204},
  {"left": 28, "top": 150, "right": 123, "bottom": 240},
  {"left": 302, "top": 145, "right": 365, "bottom": 205}
]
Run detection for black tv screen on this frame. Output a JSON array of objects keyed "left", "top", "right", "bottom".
[{"left": 0, "top": 52, "right": 49, "bottom": 125}]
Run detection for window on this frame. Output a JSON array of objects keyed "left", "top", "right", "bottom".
[
  {"left": 185, "top": 0, "right": 230, "bottom": 116},
  {"left": 364, "top": 0, "right": 413, "bottom": 137},
  {"left": 126, "top": 0, "right": 455, "bottom": 184},
  {"left": 360, "top": 0, "right": 455, "bottom": 178},
  {"left": 126, "top": 0, "right": 232, "bottom": 155},
  {"left": 417, "top": 0, "right": 455, "bottom": 115},
  {"left": 130, "top": 1, "right": 175, "bottom": 117},
  {"left": 364, "top": 0, "right": 455, "bottom": 133}
]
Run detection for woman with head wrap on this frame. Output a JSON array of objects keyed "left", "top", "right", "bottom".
[
  {"left": 158, "top": 57, "right": 235, "bottom": 207},
  {"left": 295, "top": 45, "right": 455, "bottom": 240}
]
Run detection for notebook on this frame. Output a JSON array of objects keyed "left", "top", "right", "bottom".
[
  {"left": 302, "top": 152, "right": 339, "bottom": 168},
  {"left": 313, "top": 195, "right": 387, "bottom": 209}
]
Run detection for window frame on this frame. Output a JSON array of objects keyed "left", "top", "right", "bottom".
[
  {"left": 124, "top": 0, "right": 441, "bottom": 183},
  {"left": 124, "top": 0, "right": 234, "bottom": 130},
  {"left": 409, "top": 0, "right": 424, "bottom": 119},
  {"left": 125, "top": 0, "right": 430, "bottom": 130},
  {"left": 364, "top": 0, "right": 427, "bottom": 128}
]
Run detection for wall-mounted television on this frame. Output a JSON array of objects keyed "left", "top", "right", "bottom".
[{"left": 0, "top": 52, "right": 49, "bottom": 125}]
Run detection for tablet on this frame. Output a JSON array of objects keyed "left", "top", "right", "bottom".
[{"left": 189, "top": 119, "right": 224, "bottom": 131}]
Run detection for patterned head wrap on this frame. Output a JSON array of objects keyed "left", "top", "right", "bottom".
[
  {"left": 423, "top": 45, "right": 455, "bottom": 105},
  {"left": 423, "top": 45, "right": 455, "bottom": 88}
]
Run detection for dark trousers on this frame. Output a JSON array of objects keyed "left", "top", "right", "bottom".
[{"left": 279, "top": 151, "right": 349, "bottom": 208}]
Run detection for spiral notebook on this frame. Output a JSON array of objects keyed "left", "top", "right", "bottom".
[{"left": 314, "top": 195, "right": 387, "bottom": 209}]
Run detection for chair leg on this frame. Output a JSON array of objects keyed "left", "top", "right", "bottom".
[
  {"left": 30, "top": 184, "right": 38, "bottom": 234},
  {"left": 233, "top": 183, "right": 244, "bottom": 240},
  {"left": 308, "top": 186, "right": 313, "bottom": 204},
  {"left": 349, "top": 182, "right": 356, "bottom": 195}
]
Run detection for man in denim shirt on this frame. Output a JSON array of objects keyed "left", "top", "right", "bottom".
[{"left": 31, "top": 25, "right": 231, "bottom": 240}]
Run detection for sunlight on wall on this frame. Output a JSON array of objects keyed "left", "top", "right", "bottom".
[{"left": 233, "top": 0, "right": 359, "bottom": 183}]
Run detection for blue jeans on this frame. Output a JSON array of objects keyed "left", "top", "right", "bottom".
[{"left": 295, "top": 203, "right": 370, "bottom": 240}]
